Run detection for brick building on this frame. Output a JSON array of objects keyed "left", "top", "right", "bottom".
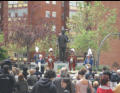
[{"left": 2, "top": 1, "right": 69, "bottom": 35}]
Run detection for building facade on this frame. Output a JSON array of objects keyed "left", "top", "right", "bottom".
[{"left": 5, "top": 1, "right": 69, "bottom": 35}]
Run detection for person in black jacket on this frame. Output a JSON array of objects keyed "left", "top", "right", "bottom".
[
  {"left": 31, "top": 70, "right": 57, "bottom": 93},
  {"left": 22, "top": 66, "right": 29, "bottom": 80},
  {"left": 0, "top": 65, "right": 16, "bottom": 93}
]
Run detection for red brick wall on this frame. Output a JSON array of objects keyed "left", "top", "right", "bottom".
[
  {"left": 99, "top": 1, "right": 120, "bottom": 67},
  {"left": 28, "top": 1, "right": 69, "bottom": 34}
]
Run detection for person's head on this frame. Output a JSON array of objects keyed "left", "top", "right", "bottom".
[
  {"left": 61, "top": 78, "right": 72, "bottom": 93},
  {"left": 103, "top": 71, "right": 111, "bottom": 80},
  {"left": 94, "top": 74, "right": 100, "bottom": 80},
  {"left": 44, "top": 70, "right": 56, "bottom": 80},
  {"left": 62, "top": 30, "right": 65, "bottom": 35},
  {"left": 29, "top": 69, "right": 35, "bottom": 75},
  {"left": 60, "top": 67, "right": 69, "bottom": 77},
  {"left": 103, "top": 66, "right": 108, "bottom": 72},
  {"left": 100, "top": 74, "right": 109, "bottom": 86},
  {"left": 78, "top": 68, "right": 87, "bottom": 79},
  {"left": 39, "top": 54, "right": 43, "bottom": 59},
  {"left": 36, "top": 66, "right": 39, "bottom": 71},
  {"left": 93, "top": 81, "right": 99, "bottom": 88},
  {"left": 3, "top": 65, "right": 9, "bottom": 74},
  {"left": 16, "top": 68, "right": 20, "bottom": 75},
  {"left": 23, "top": 66, "right": 28, "bottom": 72},
  {"left": 12, "top": 67, "right": 17, "bottom": 75},
  {"left": 18, "top": 73, "right": 24, "bottom": 81},
  {"left": 61, "top": 78, "right": 71, "bottom": 89}
]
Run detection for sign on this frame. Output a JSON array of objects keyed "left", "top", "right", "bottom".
[{"left": 54, "top": 62, "right": 69, "bottom": 71}]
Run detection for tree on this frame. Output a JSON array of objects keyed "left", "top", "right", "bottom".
[
  {"left": 67, "top": 1, "right": 117, "bottom": 58},
  {"left": 7, "top": 18, "right": 55, "bottom": 61}
]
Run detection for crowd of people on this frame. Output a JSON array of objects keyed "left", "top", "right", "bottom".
[{"left": 0, "top": 63, "right": 120, "bottom": 93}]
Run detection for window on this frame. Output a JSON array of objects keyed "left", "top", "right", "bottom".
[
  {"left": 46, "top": 1, "right": 50, "bottom": 4},
  {"left": 8, "top": 8, "right": 28, "bottom": 18},
  {"left": 45, "top": 11, "right": 50, "bottom": 18},
  {"left": 69, "top": 11, "right": 76, "bottom": 18},
  {"left": 62, "top": 13, "right": 64, "bottom": 20},
  {"left": 52, "top": 25, "right": 56, "bottom": 31},
  {"left": 78, "top": 1, "right": 84, "bottom": 7},
  {"left": 52, "top": 12, "right": 56, "bottom": 18},
  {"left": 61, "top": 26, "right": 64, "bottom": 30},
  {"left": 62, "top": 1, "right": 64, "bottom": 7},
  {"left": 0, "top": 3, "right": 1, "bottom": 8},
  {"left": 52, "top": 1, "right": 56, "bottom": 5},
  {"left": 69, "top": 1, "right": 77, "bottom": 7},
  {"left": 8, "top": 1, "right": 18, "bottom": 5}
]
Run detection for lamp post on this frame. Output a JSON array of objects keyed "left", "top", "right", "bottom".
[{"left": 96, "top": 32, "right": 120, "bottom": 70}]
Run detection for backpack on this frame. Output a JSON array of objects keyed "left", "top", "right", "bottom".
[{"left": 87, "top": 81, "right": 91, "bottom": 93}]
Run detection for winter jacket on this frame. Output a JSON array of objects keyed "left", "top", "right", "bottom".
[
  {"left": 15, "top": 80, "right": 28, "bottom": 93},
  {"left": 0, "top": 73, "right": 16, "bottom": 93},
  {"left": 31, "top": 78, "right": 57, "bottom": 93}
]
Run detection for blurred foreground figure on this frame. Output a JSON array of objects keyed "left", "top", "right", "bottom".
[
  {"left": 0, "top": 65, "right": 16, "bottom": 93},
  {"left": 31, "top": 70, "right": 57, "bottom": 93}
]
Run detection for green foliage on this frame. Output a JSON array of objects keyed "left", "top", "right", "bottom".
[
  {"left": 67, "top": 1, "right": 117, "bottom": 56},
  {"left": 0, "top": 33, "right": 4, "bottom": 42},
  {"left": 35, "top": 34, "right": 58, "bottom": 56},
  {"left": 0, "top": 48, "right": 8, "bottom": 61}
]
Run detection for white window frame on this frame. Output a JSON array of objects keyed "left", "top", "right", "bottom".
[
  {"left": 52, "top": 1, "right": 56, "bottom": 5},
  {"left": 62, "top": 1, "right": 64, "bottom": 7},
  {"left": 0, "top": 3, "right": 1, "bottom": 8},
  {"left": 45, "top": 11, "right": 50, "bottom": 18},
  {"left": 52, "top": 11, "right": 56, "bottom": 18},
  {"left": 52, "top": 25, "right": 56, "bottom": 32},
  {"left": 46, "top": 1, "right": 50, "bottom": 4}
]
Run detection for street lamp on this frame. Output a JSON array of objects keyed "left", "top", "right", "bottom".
[{"left": 96, "top": 32, "right": 120, "bottom": 70}]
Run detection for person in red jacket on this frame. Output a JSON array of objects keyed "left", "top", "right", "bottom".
[
  {"left": 46, "top": 48, "right": 55, "bottom": 70},
  {"left": 97, "top": 73, "right": 113, "bottom": 93},
  {"left": 67, "top": 48, "right": 77, "bottom": 71}
]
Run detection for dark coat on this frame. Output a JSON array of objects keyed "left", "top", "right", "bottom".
[
  {"left": 31, "top": 78, "right": 57, "bottom": 93},
  {"left": 15, "top": 80, "right": 28, "bottom": 93},
  {"left": 27, "top": 75, "right": 38, "bottom": 86},
  {"left": 0, "top": 73, "right": 16, "bottom": 93}
]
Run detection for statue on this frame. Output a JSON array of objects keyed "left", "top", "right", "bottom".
[{"left": 58, "top": 30, "right": 69, "bottom": 62}]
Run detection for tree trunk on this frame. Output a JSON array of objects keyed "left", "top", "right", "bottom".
[{"left": 27, "top": 45, "right": 30, "bottom": 63}]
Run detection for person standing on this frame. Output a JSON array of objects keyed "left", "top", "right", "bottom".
[
  {"left": 36, "top": 54, "right": 45, "bottom": 73},
  {"left": 31, "top": 70, "right": 57, "bottom": 93},
  {"left": 67, "top": 48, "right": 77, "bottom": 71},
  {"left": 76, "top": 68, "right": 94, "bottom": 93},
  {"left": 0, "top": 65, "right": 16, "bottom": 93},
  {"left": 46, "top": 48, "right": 55, "bottom": 70},
  {"left": 58, "top": 30, "right": 69, "bottom": 62},
  {"left": 97, "top": 74, "right": 113, "bottom": 93}
]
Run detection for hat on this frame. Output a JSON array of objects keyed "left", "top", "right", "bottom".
[
  {"left": 49, "top": 48, "right": 53, "bottom": 52},
  {"left": 71, "top": 48, "right": 75, "bottom": 52}
]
